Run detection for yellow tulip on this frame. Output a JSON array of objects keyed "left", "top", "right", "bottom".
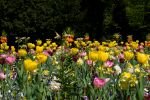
[
  {"left": 81, "top": 42, "right": 86, "bottom": 46},
  {"left": 36, "top": 46, "right": 43, "bottom": 53},
  {"left": 136, "top": 52, "right": 149, "bottom": 64},
  {"left": 108, "top": 41, "right": 117, "bottom": 47},
  {"left": 27, "top": 43, "right": 35, "bottom": 49},
  {"left": 0, "top": 44, "right": 4, "bottom": 49},
  {"left": 0, "top": 49, "right": 4, "bottom": 53},
  {"left": 43, "top": 43, "right": 47, "bottom": 47},
  {"left": 18, "top": 49, "right": 27, "bottom": 57},
  {"left": 24, "top": 59, "right": 38, "bottom": 72},
  {"left": 130, "top": 42, "right": 138, "bottom": 49},
  {"left": 98, "top": 45, "right": 106, "bottom": 51},
  {"left": 98, "top": 51, "right": 109, "bottom": 62},
  {"left": 70, "top": 48, "right": 79, "bottom": 55},
  {"left": 51, "top": 42, "right": 57, "bottom": 47},
  {"left": 88, "top": 51, "right": 99, "bottom": 61},
  {"left": 4, "top": 45, "right": 9, "bottom": 50},
  {"left": 36, "top": 53, "right": 48, "bottom": 64},
  {"left": 36, "top": 40, "right": 42, "bottom": 46},
  {"left": 11, "top": 46, "right": 15, "bottom": 52},
  {"left": 46, "top": 40, "right": 51, "bottom": 45},
  {"left": 124, "top": 51, "right": 134, "bottom": 60}
]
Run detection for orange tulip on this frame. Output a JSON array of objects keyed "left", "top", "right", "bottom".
[
  {"left": 66, "top": 37, "right": 74, "bottom": 43},
  {"left": 0, "top": 36, "right": 7, "bottom": 43}
]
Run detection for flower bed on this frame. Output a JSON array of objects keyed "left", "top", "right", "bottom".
[{"left": 0, "top": 35, "right": 149, "bottom": 100}]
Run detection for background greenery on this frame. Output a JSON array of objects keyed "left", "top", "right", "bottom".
[{"left": 0, "top": 0, "right": 150, "bottom": 42}]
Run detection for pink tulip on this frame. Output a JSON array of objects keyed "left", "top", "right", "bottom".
[
  {"left": 104, "top": 60, "right": 114, "bottom": 67},
  {"left": 93, "top": 77, "right": 110, "bottom": 88},
  {"left": 118, "top": 53, "right": 124, "bottom": 59},
  {"left": 79, "top": 52, "right": 87, "bottom": 57},
  {"left": 123, "top": 46, "right": 127, "bottom": 50},
  {"left": 0, "top": 54, "right": 8, "bottom": 64},
  {"left": 43, "top": 50, "right": 50, "bottom": 56},
  {"left": 5, "top": 56, "right": 16, "bottom": 65},
  {"left": 0, "top": 54, "right": 8, "bottom": 58},
  {"left": 86, "top": 59, "right": 93, "bottom": 66},
  {"left": 139, "top": 45, "right": 144, "bottom": 49},
  {"left": 0, "top": 71, "right": 6, "bottom": 80},
  {"left": 43, "top": 49, "right": 53, "bottom": 56},
  {"left": 118, "top": 53, "right": 125, "bottom": 63}
]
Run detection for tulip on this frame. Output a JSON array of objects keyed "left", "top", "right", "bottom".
[
  {"left": 27, "top": 43, "right": 35, "bottom": 49},
  {"left": 70, "top": 48, "right": 79, "bottom": 55},
  {"left": 79, "top": 52, "right": 86, "bottom": 57},
  {"left": 93, "top": 77, "right": 110, "bottom": 88},
  {"left": 104, "top": 60, "right": 114, "bottom": 67},
  {"left": 98, "top": 51, "right": 109, "bottom": 62},
  {"left": 36, "top": 40, "right": 42, "bottom": 46},
  {"left": 0, "top": 71, "right": 6, "bottom": 80},
  {"left": 0, "top": 54, "right": 7, "bottom": 64},
  {"left": 24, "top": 59, "right": 38, "bottom": 72},
  {"left": 0, "top": 54, "right": 8, "bottom": 58},
  {"left": 36, "top": 46, "right": 43, "bottom": 54},
  {"left": 18, "top": 49, "right": 27, "bottom": 57},
  {"left": 11, "top": 46, "right": 15, "bottom": 52},
  {"left": 5, "top": 56, "right": 16, "bottom": 65},
  {"left": 86, "top": 59, "right": 93, "bottom": 66},
  {"left": 29, "top": 49, "right": 35, "bottom": 55},
  {"left": 124, "top": 51, "right": 134, "bottom": 60},
  {"left": 36, "top": 53, "right": 48, "bottom": 64},
  {"left": 118, "top": 53, "right": 125, "bottom": 63},
  {"left": 88, "top": 51, "right": 99, "bottom": 61},
  {"left": 136, "top": 52, "right": 149, "bottom": 64},
  {"left": 43, "top": 50, "right": 50, "bottom": 56},
  {"left": 0, "top": 36, "right": 7, "bottom": 43}
]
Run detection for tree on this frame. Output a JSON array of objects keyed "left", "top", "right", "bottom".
[
  {"left": 0, "top": 0, "right": 81, "bottom": 44},
  {"left": 80, "top": 0, "right": 106, "bottom": 40}
]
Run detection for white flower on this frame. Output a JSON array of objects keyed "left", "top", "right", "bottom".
[
  {"left": 50, "top": 81, "right": 61, "bottom": 91},
  {"left": 114, "top": 64, "right": 122, "bottom": 75}
]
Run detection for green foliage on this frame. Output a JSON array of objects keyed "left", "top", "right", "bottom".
[
  {"left": 0, "top": 0, "right": 81, "bottom": 35},
  {"left": 126, "top": 0, "right": 145, "bottom": 26},
  {"left": 103, "top": 0, "right": 150, "bottom": 38},
  {"left": 0, "top": 0, "right": 150, "bottom": 39}
]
